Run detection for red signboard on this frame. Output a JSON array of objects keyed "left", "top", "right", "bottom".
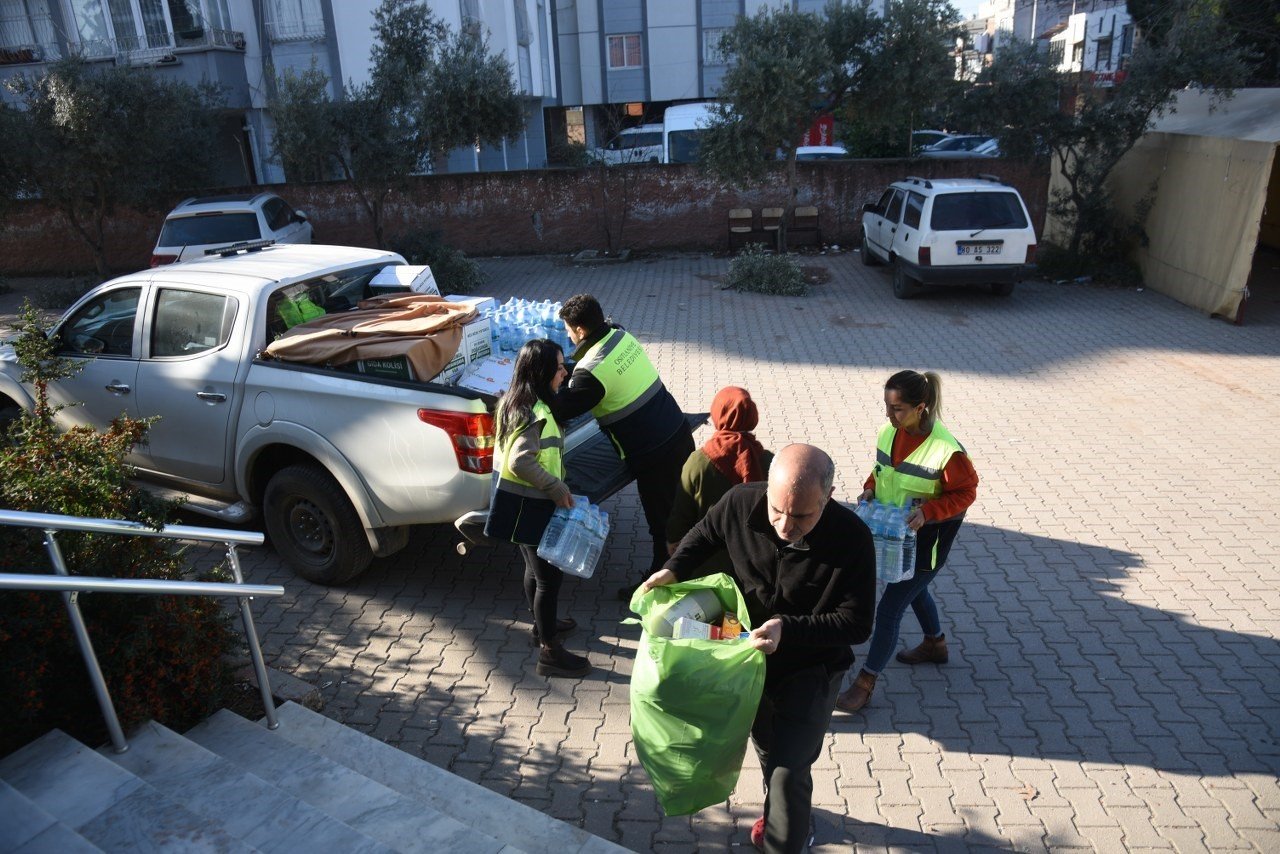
[
  {"left": 1091, "top": 70, "right": 1127, "bottom": 88},
  {"left": 802, "top": 114, "right": 835, "bottom": 147}
]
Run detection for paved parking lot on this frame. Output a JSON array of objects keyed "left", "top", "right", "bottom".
[{"left": 221, "top": 251, "right": 1279, "bottom": 852}]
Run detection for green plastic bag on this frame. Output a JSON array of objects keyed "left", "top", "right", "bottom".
[{"left": 628, "top": 572, "right": 766, "bottom": 815}]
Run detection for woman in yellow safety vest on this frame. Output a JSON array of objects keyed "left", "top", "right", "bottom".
[
  {"left": 485, "top": 339, "right": 590, "bottom": 678},
  {"left": 837, "top": 370, "right": 979, "bottom": 713}
]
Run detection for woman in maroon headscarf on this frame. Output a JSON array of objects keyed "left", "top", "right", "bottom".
[{"left": 666, "top": 386, "right": 773, "bottom": 571}]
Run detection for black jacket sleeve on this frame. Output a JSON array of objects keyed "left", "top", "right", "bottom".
[{"left": 550, "top": 368, "right": 605, "bottom": 422}]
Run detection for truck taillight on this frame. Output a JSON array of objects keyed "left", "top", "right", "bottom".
[
  {"left": 150, "top": 254, "right": 178, "bottom": 267},
  {"left": 918, "top": 246, "right": 932, "bottom": 266},
  {"left": 1025, "top": 243, "right": 1037, "bottom": 264},
  {"left": 417, "top": 409, "right": 495, "bottom": 474}
]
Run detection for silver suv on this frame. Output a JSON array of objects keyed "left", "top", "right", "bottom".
[
  {"left": 860, "top": 175, "right": 1037, "bottom": 298},
  {"left": 151, "top": 192, "right": 313, "bottom": 267}
]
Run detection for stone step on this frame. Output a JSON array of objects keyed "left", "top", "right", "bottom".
[
  {"left": 0, "top": 777, "right": 102, "bottom": 853},
  {"left": 270, "top": 702, "right": 630, "bottom": 854},
  {"left": 99, "top": 720, "right": 393, "bottom": 854},
  {"left": 0, "top": 729, "right": 255, "bottom": 852},
  {"left": 186, "top": 710, "right": 513, "bottom": 854}
]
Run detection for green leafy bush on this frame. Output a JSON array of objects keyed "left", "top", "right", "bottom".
[
  {"left": 0, "top": 304, "right": 240, "bottom": 756},
  {"left": 1036, "top": 243, "right": 1143, "bottom": 289},
  {"left": 725, "top": 243, "right": 808, "bottom": 296},
  {"left": 387, "top": 228, "right": 487, "bottom": 295}
]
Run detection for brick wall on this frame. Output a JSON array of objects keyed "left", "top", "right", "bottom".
[{"left": 1, "top": 159, "right": 1049, "bottom": 276}]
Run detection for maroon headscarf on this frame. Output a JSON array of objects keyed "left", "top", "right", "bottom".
[{"left": 702, "top": 386, "right": 767, "bottom": 484}]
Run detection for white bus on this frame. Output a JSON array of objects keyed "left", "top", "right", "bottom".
[{"left": 662, "top": 102, "right": 717, "bottom": 164}]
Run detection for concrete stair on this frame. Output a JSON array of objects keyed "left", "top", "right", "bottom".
[{"left": 0, "top": 702, "right": 629, "bottom": 854}]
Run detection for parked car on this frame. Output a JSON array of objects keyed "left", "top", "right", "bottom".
[
  {"left": 918, "top": 135, "right": 994, "bottom": 158},
  {"left": 792, "top": 144, "right": 850, "bottom": 161},
  {"left": 911, "top": 130, "right": 952, "bottom": 152},
  {"left": 591, "top": 123, "right": 664, "bottom": 165},
  {"left": 859, "top": 175, "right": 1037, "bottom": 299},
  {"left": 151, "top": 193, "right": 313, "bottom": 267}
]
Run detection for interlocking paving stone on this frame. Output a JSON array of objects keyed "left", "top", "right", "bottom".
[{"left": 167, "top": 252, "right": 1280, "bottom": 852}]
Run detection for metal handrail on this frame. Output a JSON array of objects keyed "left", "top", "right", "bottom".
[{"left": 0, "top": 509, "right": 285, "bottom": 754}]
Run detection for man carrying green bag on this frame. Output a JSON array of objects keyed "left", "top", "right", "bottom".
[
  {"left": 641, "top": 444, "right": 876, "bottom": 853},
  {"left": 629, "top": 572, "right": 767, "bottom": 816}
]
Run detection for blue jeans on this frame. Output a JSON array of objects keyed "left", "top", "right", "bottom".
[{"left": 862, "top": 517, "right": 963, "bottom": 675}]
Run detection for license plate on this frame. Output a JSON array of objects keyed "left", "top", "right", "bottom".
[{"left": 957, "top": 244, "right": 1001, "bottom": 256}]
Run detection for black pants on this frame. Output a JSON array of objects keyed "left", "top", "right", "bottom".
[
  {"left": 627, "top": 421, "right": 695, "bottom": 574},
  {"left": 519, "top": 544, "right": 562, "bottom": 643},
  {"left": 752, "top": 665, "right": 843, "bottom": 854}
]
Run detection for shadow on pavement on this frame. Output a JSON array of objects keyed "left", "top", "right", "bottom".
[{"left": 830, "top": 522, "right": 1280, "bottom": 780}]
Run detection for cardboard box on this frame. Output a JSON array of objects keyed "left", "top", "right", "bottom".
[
  {"left": 334, "top": 356, "right": 416, "bottom": 381},
  {"left": 460, "top": 315, "right": 492, "bottom": 366},
  {"left": 458, "top": 355, "right": 515, "bottom": 396},
  {"left": 369, "top": 265, "right": 440, "bottom": 295},
  {"left": 433, "top": 350, "right": 466, "bottom": 386}
]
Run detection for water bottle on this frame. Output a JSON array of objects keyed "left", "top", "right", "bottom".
[
  {"left": 868, "top": 502, "right": 889, "bottom": 574},
  {"left": 537, "top": 508, "right": 570, "bottom": 567},
  {"left": 881, "top": 505, "right": 904, "bottom": 583}
]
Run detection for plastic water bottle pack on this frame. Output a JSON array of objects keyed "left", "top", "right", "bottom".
[
  {"left": 854, "top": 499, "right": 917, "bottom": 585},
  {"left": 486, "top": 298, "right": 571, "bottom": 356},
  {"left": 537, "top": 495, "right": 610, "bottom": 579}
]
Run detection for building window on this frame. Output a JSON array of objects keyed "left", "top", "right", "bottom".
[
  {"left": 607, "top": 33, "right": 641, "bottom": 69},
  {"left": 1094, "top": 36, "right": 1112, "bottom": 70},
  {"left": 1070, "top": 41, "right": 1084, "bottom": 67},
  {"left": 702, "top": 27, "right": 728, "bottom": 65},
  {"left": 460, "top": 0, "right": 481, "bottom": 38},
  {"left": 265, "top": 0, "right": 325, "bottom": 42},
  {"left": 0, "top": 0, "right": 60, "bottom": 62},
  {"left": 1120, "top": 24, "right": 1134, "bottom": 57}
]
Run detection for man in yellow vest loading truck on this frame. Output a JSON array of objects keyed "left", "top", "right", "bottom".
[{"left": 552, "top": 294, "right": 695, "bottom": 600}]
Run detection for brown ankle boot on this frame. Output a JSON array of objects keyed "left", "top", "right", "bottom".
[
  {"left": 896, "top": 634, "right": 948, "bottom": 665},
  {"left": 835, "top": 670, "right": 877, "bottom": 713}
]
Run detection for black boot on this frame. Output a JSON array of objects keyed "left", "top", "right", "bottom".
[
  {"left": 530, "top": 617, "right": 578, "bottom": 646},
  {"left": 536, "top": 642, "right": 590, "bottom": 678}
]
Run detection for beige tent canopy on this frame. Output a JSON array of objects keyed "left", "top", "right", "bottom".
[{"left": 1046, "top": 88, "right": 1280, "bottom": 322}]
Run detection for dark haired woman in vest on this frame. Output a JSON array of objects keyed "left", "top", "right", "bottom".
[
  {"left": 837, "top": 370, "right": 978, "bottom": 712},
  {"left": 486, "top": 339, "right": 590, "bottom": 678}
]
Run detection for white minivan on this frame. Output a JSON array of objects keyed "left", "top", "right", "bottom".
[
  {"left": 860, "top": 175, "right": 1037, "bottom": 298},
  {"left": 594, "top": 123, "right": 664, "bottom": 164}
]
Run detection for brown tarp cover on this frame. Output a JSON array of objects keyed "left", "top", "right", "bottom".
[{"left": 262, "top": 294, "right": 477, "bottom": 380}]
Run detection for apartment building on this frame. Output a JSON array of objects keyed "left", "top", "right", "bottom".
[
  {"left": 549, "top": 0, "right": 860, "bottom": 151},
  {"left": 1047, "top": 4, "right": 1134, "bottom": 81},
  {"left": 0, "top": 1, "right": 558, "bottom": 184}
]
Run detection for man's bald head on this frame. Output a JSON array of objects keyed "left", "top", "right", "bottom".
[{"left": 766, "top": 444, "right": 835, "bottom": 542}]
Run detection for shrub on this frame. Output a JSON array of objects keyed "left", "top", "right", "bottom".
[
  {"left": 725, "top": 243, "right": 808, "bottom": 296},
  {"left": 387, "top": 229, "right": 487, "bottom": 295},
  {"left": 0, "top": 304, "right": 240, "bottom": 756},
  {"left": 1036, "top": 243, "right": 1143, "bottom": 289}
]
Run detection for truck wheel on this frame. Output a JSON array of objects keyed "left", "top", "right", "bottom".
[
  {"left": 263, "top": 463, "right": 373, "bottom": 585},
  {"left": 0, "top": 397, "right": 21, "bottom": 435},
  {"left": 990, "top": 281, "right": 1016, "bottom": 297},
  {"left": 892, "top": 262, "right": 921, "bottom": 300},
  {"left": 860, "top": 229, "right": 881, "bottom": 266}
]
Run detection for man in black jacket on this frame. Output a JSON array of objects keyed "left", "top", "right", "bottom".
[
  {"left": 552, "top": 294, "right": 694, "bottom": 599},
  {"left": 642, "top": 444, "right": 876, "bottom": 853}
]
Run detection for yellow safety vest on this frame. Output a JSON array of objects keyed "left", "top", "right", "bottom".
[
  {"left": 872, "top": 420, "right": 965, "bottom": 508},
  {"left": 576, "top": 329, "right": 663, "bottom": 427},
  {"left": 495, "top": 399, "right": 564, "bottom": 498},
  {"left": 277, "top": 295, "right": 325, "bottom": 328}
]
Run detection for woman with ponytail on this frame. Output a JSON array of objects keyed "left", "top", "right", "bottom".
[{"left": 836, "top": 370, "right": 978, "bottom": 713}]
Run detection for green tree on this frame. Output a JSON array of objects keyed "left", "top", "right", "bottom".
[
  {"left": 700, "top": 0, "right": 961, "bottom": 240},
  {"left": 699, "top": 7, "right": 832, "bottom": 243},
  {"left": 4, "top": 60, "right": 222, "bottom": 278},
  {"left": 838, "top": 0, "right": 962, "bottom": 157},
  {"left": 269, "top": 0, "right": 525, "bottom": 248},
  {"left": 959, "top": 1, "right": 1254, "bottom": 258},
  {"left": 0, "top": 304, "right": 240, "bottom": 755}
]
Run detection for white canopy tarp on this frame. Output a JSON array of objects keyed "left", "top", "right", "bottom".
[{"left": 1047, "top": 89, "right": 1280, "bottom": 321}]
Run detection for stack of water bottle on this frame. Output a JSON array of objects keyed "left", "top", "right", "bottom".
[
  {"left": 537, "top": 495, "right": 611, "bottom": 579},
  {"left": 855, "top": 499, "right": 918, "bottom": 585},
  {"left": 485, "top": 298, "right": 575, "bottom": 357}
]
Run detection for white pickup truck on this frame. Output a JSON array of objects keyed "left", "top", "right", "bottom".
[{"left": 0, "top": 244, "right": 635, "bottom": 584}]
